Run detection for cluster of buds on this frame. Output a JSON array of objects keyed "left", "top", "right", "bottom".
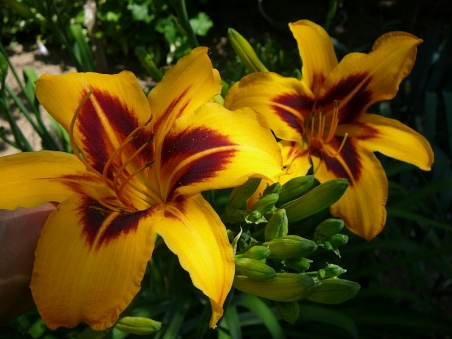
[{"left": 223, "top": 175, "right": 360, "bottom": 324}]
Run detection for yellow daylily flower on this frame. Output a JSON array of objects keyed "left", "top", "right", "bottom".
[
  {"left": 0, "top": 47, "right": 283, "bottom": 330},
  {"left": 225, "top": 20, "right": 434, "bottom": 240}
]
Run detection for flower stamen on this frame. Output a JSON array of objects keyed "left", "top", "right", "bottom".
[
  {"left": 328, "top": 133, "right": 348, "bottom": 157},
  {"left": 117, "top": 160, "right": 155, "bottom": 208},
  {"left": 325, "top": 100, "right": 340, "bottom": 143}
]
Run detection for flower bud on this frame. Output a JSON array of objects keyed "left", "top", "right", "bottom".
[
  {"left": 324, "top": 264, "right": 347, "bottom": 278},
  {"left": 328, "top": 234, "right": 349, "bottom": 246},
  {"left": 276, "top": 301, "right": 300, "bottom": 325},
  {"left": 248, "top": 193, "right": 279, "bottom": 222},
  {"left": 280, "top": 179, "right": 348, "bottom": 222},
  {"left": 314, "top": 218, "right": 344, "bottom": 239},
  {"left": 284, "top": 257, "right": 312, "bottom": 272},
  {"left": 116, "top": 316, "right": 162, "bottom": 335},
  {"left": 277, "top": 175, "right": 315, "bottom": 206},
  {"left": 262, "top": 182, "right": 282, "bottom": 196},
  {"left": 235, "top": 258, "right": 276, "bottom": 281},
  {"left": 264, "top": 209, "right": 288, "bottom": 241},
  {"left": 233, "top": 273, "right": 315, "bottom": 302},
  {"left": 228, "top": 28, "right": 269, "bottom": 73},
  {"left": 307, "top": 278, "right": 360, "bottom": 304},
  {"left": 243, "top": 245, "right": 271, "bottom": 260},
  {"left": 226, "top": 178, "right": 262, "bottom": 216},
  {"left": 263, "top": 235, "right": 317, "bottom": 259}
]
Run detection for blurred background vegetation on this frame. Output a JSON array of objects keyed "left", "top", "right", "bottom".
[{"left": 1, "top": 0, "right": 452, "bottom": 338}]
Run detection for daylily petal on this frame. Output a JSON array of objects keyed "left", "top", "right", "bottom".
[
  {"left": 311, "top": 138, "right": 388, "bottom": 240},
  {"left": 336, "top": 113, "right": 434, "bottom": 170},
  {"left": 247, "top": 140, "right": 311, "bottom": 208},
  {"left": 317, "top": 32, "right": 422, "bottom": 124},
  {"left": 155, "top": 194, "right": 234, "bottom": 328},
  {"left": 159, "top": 103, "right": 283, "bottom": 199},
  {"left": 31, "top": 194, "right": 162, "bottom": 330},
  {"left": 289, "top": 20, "right": 338, "bottom": 96},
  {"left": 35, "top": 71, "right": 154, "bottom": 175},
  {"left": 279, "top": 140, "right": 312, "bottom": 183},
  {"left": 0, "top": 151, "right": 109, "bottom": 209},
  {"left": 225, "top": 72, "right": 314, "bottom": 142},
  {"left": 149, "top": 47, "right": 222, "bottom": 147}
]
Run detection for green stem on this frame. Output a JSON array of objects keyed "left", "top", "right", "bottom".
[
  {"left": 0, "top": 98, "right": 33, "bottom": 151},
  {"left": 169, "top": 0, "right": 199, "bottom": 48}
]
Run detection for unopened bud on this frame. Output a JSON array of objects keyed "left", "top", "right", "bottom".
[
  {"left": 226, "top": 178, "right": 261, "bottom": 215},
  {"left": 116, "top": 316, "right": 162, "bottom": 335},
  {"left": 263, "top": 235, "right": 317, "bottom": 259},
  {"left": 248, "top": 193, "right": 279, "bottom": 222},
  {"left": 275, "top": 301, "right": 300, "bottom": 325},
  {"left": 307, "top": 278, "right": 360, "bottom": 304},
  {"left": 328, "top": 234, "right": 349, "bottom": 246},
  {"left": 284, "top": 258, "right": 312, "bottom": 272},
  {"left": 277, "top": 175, "right": 315, "bottom": 206},
  {"left": 228, "top": 28, "right": 269, "bottom": 73},
  {"left": 324, "top": 264, "right": 346, "bottom": 278},
  {"left": 235, "top": 258, "right": 276, "bottom": 281},
  {"left": 262, "top": 182, "right": 282, "bottom": 196},
  {"left": 281, "top": 179, "right": 348, "bottom": 222},
  {"left": 233, "top": 273, "right": 315, "bottom": 302},
  {"left": 314, "top": 218, "right": 344, "bottom": 239},
  {"left": 243, "top": 246, "right": 271, "bottom": 260},
  {"left": 265, "top": 209, "right": 288, "bottom": 241}
]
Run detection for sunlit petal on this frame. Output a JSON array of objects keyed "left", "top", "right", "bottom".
[
  {"left": 336, "top": 113, "right": 434, "bottom": 170},
  {"left": 317, "top": 32, "right": 422, "bottom": 124},
  {"left": 36, "top": 72, "right": 154, "bottom": 175},
  {"left": 225, "top": 72, "right": 314, "bottom": 142},
  {"left": 31, "top": 194, "right": 162, "bottom": 330},
  {"left": 0, "top": 151, "right": 110, "bottom": 209},
  {"left": 155, "top": 194, "right": 234, "bottom": 328},
  {"left": 159, "top": 104, "right": 283, "bottom": 199},
  {"left": 279, "top": 140, "right": 312, "bottom": 182},
  {"left": 289, "top": 20, "right": 338, "bottom": 96},
  {"left": 311, "top": 139, "right": 388, "bottom": 240},
  {"left": 149, "top": 47, "right": 222, "bottom": 147}
]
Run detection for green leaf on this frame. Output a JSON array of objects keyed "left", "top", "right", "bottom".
[
  {"left": 189, "top": 12, "right": 213, "bottom": 36},
  {"left": 235, "top": 294, "right": 286, "bottom": 339},
  {"left": 298, "top": 305, "right": 358, "bottom": 339},
  {"left": 128, "top": 1, "right": 155, "bottom": 23}
]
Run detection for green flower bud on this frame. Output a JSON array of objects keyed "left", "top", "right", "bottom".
[
  {"left": 284, "top": 258, "right": 312, "bottom": 272},
  {"left": 263, "top": 235, "right": 318, "bottom": 259},
  {"left": 226, "top": 178, "right": 261, "bottom": 216},
  {"left": 228, "top": 28, "right": 269, "bottom": 73},
  {"left": 324, "top": 264, "right": 347, "bottom": 278},
  {"left": 262, "top": 182, "right": 282, "bottom": 196},
  {"left": 328, "top": 234, "right": 349, "bottom": 246},
  {"left": 277, "top": 175, "right": 315, "bottom": 206},
  {"left": 280, "top": 179, "right": 348, "bottom": 222},
  {"left": 307, "top": 278, "right": 360, "bottom": 304},
  {"left": 235, "top": 258, "right": 276, "bottom": 281},
  {"left": 314, "top": 218, "right": 344, "bottom": 239},
  {"left": 323, "top": 241, "right": 334, "bottom": 251},
  {"left": 233, "top": 273, "right": 315, "bottom": 302},
  {"left": 243, "top": 245, "right": 271, "bottom": 260},
  {"left": 264, "top": 209, "right": 288, "bottom": 241},
  {"left": 116, "top": 316, "right": 162, "bottom": 335},
  {"left": 248, "top": 193, "right": 279, "bottom": 222},
  {"left": 276, "top": 301, "right": 300, "bottom": 324}
]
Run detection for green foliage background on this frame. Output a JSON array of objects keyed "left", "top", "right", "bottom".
[{"left": 1, "top": 0, "right": 451, "bottom": 338}]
